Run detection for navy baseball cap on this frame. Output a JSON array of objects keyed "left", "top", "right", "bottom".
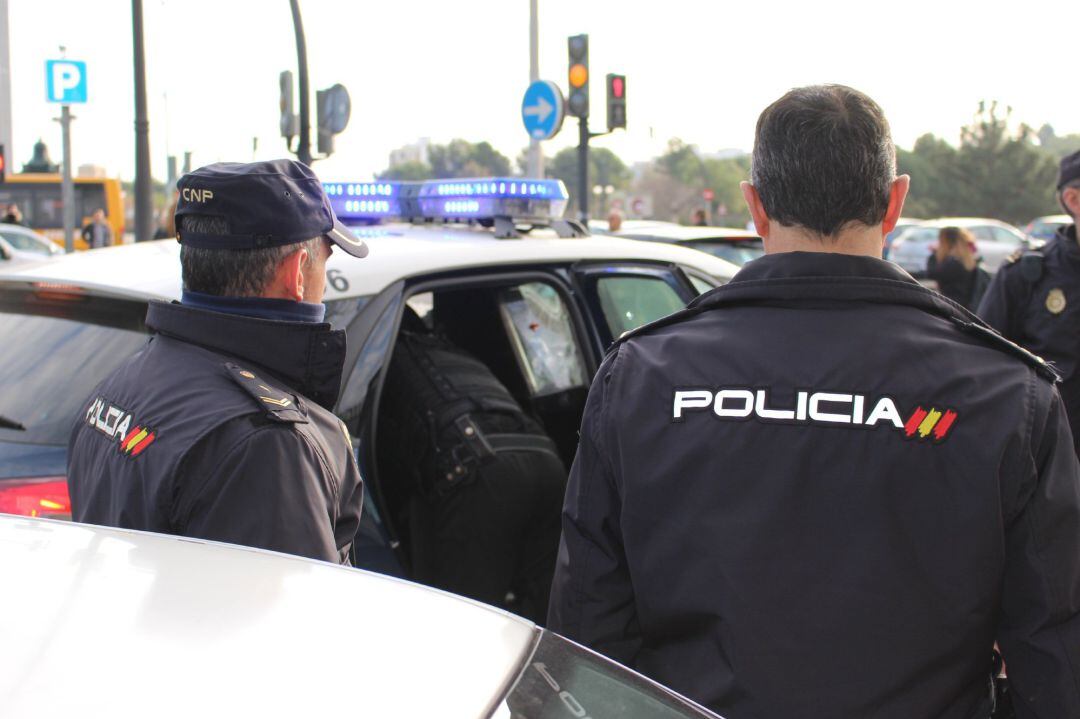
[
  {"left": 175, "top": 159, "right": 368, "bottom": 258},
  {"left": 1058, "top": 149, "right": 1080, "bottom": 190}
]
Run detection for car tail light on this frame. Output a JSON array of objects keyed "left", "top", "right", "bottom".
[{"left": 0, "top": 477, "right": 72, "bottom": 519}]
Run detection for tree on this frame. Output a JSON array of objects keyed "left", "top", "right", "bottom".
[
  {"left": 546, "top": 146, "right": 631, "bottom": 216},
  {"left": 1036, "top": 124, "right": 1080, "bottom": 161},
  {"left": 377, "top": 160, "right": 431, "bottom": 181},
  {"left": 377, "top": 140, "right": 512, "bottom": 181},
  {"left": 427, "top": 139, "right": 511, "bottom": 178}
]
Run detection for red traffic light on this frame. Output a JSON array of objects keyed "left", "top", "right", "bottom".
[{"left": 611, "top": 76, "right": 625, "bottom": 99}]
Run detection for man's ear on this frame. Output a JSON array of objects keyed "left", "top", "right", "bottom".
[
  {"left": 741, "top": 181, "right": 769, "bottom": 238},
  {"left": 881, "top": 174, "right": 910, "bottom": 235},
  {"left": 1062, "top": 187, "right": 1080, "bottom": 219},
  {"left": 268, "top": 246, "right": 309, "bottom": 301}
]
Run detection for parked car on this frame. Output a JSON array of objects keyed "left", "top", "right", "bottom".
[
  {"left": 0, "top": 178, "right": 738, "bottom": 582},
  {"left": 883, "top": 216, "right": 923, "bottom": 259},
  {"left": 1023, "top": 214, "right": 1072, "bottom": 242},
  {"left": 605, "top": 221, "right": 765, "bottom": 267},
  {"left": 0, "top": 514, "right": 721, "bottom": 718},
  {"left": 887, "top": 217, "right": 1031, "bottom": 277},
  {"left": 0, "top": 222, "right": 62, "bottom": 264}
]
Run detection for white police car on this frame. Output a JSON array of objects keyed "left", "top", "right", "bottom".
[
  {"left": 0, "top": 178, "right": 736, "bottom": 568},
  {"left": 0, "top": 513, "right": 720, "bottom": 718}
]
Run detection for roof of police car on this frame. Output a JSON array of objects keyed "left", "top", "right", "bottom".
[{"left": 0, "top": 223, "right": 739, "bottom": 301}]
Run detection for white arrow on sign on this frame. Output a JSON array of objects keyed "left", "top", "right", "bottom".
[{"left": 523, "top": 96, "right": 554, "bottom": 123}]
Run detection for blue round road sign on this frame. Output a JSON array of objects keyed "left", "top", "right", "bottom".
[{"left": 521, "top": 81, "right": 565, "bottom": 141}]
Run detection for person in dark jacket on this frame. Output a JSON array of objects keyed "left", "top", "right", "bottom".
[
  {"left": 926, "top": 225, "right": 985, "bottom": 309},
  {"left": 68, "top": 159, "right": 369, "bottom": 564},
  {"left": 548, "top": 85, "right": 1080, "bottom": 719},
  {"left": 979, "top": 149, "right": 1080, "bottom": 458},
  {"left": 80, "top": 208, "right": 113, "bottom": 248}
]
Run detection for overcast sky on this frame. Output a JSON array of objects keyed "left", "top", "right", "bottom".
[{"left": 7, "top": 0, "right": 1077, "bottom": 183}]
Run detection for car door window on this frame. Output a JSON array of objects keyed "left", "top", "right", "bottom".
[
  {"left": 501, "top": 630, "right": 716, "bottom": 718},
  {"left": 968, "top": 226, "right": 995, "bottom": 242},
  {"left": 594, "top": 275, "right": 687, "bottom": 339},
  {"left": 498, "top": 282, "right": 588, "bottom": 396},
  {"left": 0, "top": 230, "right": 48, "bottom": 254}
]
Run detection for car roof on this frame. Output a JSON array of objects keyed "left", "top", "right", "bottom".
[
  {"left": 0, "top": 514, "right": 537, "bottom": 717},
  {"left": 615, "top": 223, "right": 760, "bottom": 242},
  {"left": 0, "top": 223, "right": 739, "bottom": 302},
  {"left": 1030, "top": 214, "right": 1071, "bottom": 224},
  {"left": 917, "top": 217, "right": 1019, "bottom": 229}
]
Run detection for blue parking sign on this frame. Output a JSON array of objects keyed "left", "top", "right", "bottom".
[{"left": 46, "top": 60, "right": 88, "bottom": 104}]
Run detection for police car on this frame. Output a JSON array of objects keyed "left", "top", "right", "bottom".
[
  {"left": 0, "top": 513, "right": 719, "bottom": 718},
  {"left": 0, "top": 177, "right": 737, "bottom": 576}
]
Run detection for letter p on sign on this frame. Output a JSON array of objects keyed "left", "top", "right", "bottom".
[{"left": 46, "top": 60, "right": 88, "bottom": 104}]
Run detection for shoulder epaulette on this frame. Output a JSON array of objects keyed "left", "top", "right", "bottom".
[
  {"left": 1003, "top": 249, "right": 1044, "bottom": 284},
  {"left": 952, "top": 320, "right": 1060, "bottom": 383},
  {"left": 224, "top": 363, "right": 308, "bottom": 423}
]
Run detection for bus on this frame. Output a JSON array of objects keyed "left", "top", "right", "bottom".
[{"left": 0, "top": 174, "right": 125, "bottom": 250}]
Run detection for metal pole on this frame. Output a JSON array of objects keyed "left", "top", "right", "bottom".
[
  {"left": 0, "top": 0, "right": 13, "bottom": 175},
  {"left": 132, "top": 0, "right": 153, "bottom": 243},
  {"left": 289, "top": 0, "right": 312, "bottom": 166},
  {"left": 578, "top": 117, "right": 589, "bottom": 222},
  {"left": 526, "top": 0, "right": 542, "bottom": 178},
  {"left": 59, "top": 106, "right": 75, "bottom": 253}
]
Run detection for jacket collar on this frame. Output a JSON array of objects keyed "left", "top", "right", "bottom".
[
  {"left": 691, "top": 250, "right": 975, "bottom": 323},
  {"left": 728, "top": 251, "right": 918, "bottom": 285},
  {"left": 145, "top": 300, "right": 346, "bottom": 410}
]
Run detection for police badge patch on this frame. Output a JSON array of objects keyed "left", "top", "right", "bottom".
[{"left": 1046, "top": 288, "right": 1067, "bottom": 315}]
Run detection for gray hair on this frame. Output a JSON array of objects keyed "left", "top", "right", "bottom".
[
  {"left": 751, "top": 84, "right": 896, "bottom": 238},
  {"left": 179, "top": 214, "right": 322, "bottom": 297}
]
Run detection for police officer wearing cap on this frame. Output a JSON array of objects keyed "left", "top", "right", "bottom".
[
  {"left": 548, "top": 86, "right": 1080, "bottom": 718},
  {"left": 68, "top": 159, "right": 368, "bottom": 564},
  {"left": 979, "top": 149, "right": 1080, "bottom": 457}
]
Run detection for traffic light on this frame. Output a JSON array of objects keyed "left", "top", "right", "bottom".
[
  {"left": 316, "top": 84, "right": 351, "bottom": 157},
  {"left": 279, "top": 71, "right": 297, "bottom": 140},
  {"left": 567, "top": 34, "right": 589, "bottom": 118},
  {"left": 606, "top": 74, "right": 626, "bottom": 131},
  {"left": 0, "top": 144, "right": 6, "bottom": 183}
]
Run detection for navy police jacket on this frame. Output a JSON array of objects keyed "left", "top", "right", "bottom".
[
  {"left": 68, "top": 301, "right": 364, "bottom": 564},
  {"left": 549, "top": 252, "right": 1080, "bottom": 719},
  {"left": 979, "top": 224, "right": 1080, "bottom": 457}
]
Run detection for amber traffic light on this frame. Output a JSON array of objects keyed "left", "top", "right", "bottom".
[{"left": 567, "top": 34, "right": 589, "bottom": 118}]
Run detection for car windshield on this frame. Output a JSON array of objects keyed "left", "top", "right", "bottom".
[
  {"left": 683, "top": 240, "right": 764, "bottom": 266},
  {"left": 0, "top": 290, "right": 149, "bottom": 445}
]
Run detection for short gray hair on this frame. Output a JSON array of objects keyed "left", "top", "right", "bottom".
[{"left": 179, "top": 214, "right": 322, "bottom": 297}]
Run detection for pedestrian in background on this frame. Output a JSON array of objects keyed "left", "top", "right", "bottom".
[
  {"left": 80, "top": 208, "right": 113, "bottom": 248},
  {"left": 549, "top": 84, "right": 1080, "bottom": 719},
  {"left": 607, "top": 208, "right": 623, "bottom": 232},
  {"left": 926, "top": 225, "right": 989, "bottom": 309},
  {"left": 691, "top": 207, "right": 708, "bottom": 226},
  {"left": 979, "top": 149, "right": 1080, "bottom": 457},
  {"left": 2, "top": 203, "right": 25, "bottom": 225},
  {"left": 67, "top": 159, "right": 369, "bottom": 565}
]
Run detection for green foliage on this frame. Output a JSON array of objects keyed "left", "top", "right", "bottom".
[
  {"left": 899, "top": 103, "right": 1059, "bottom": 224},
  {"left": 378, "top": 140, "right": 511, "bottom": 181},
  {"left": 1037, "top": 124, "right": 1080, "bottom": 160},
  {"left": 377, "top": 161, "right": 432, "bottom": 181},
  {"left": 647, "top": 140, "right": 751, "bottom": 226},
  {"left": 546, "top": 146, "right": 631, "bottom": 214},
  {"left": 428, "top": 139, "right": 511, "bottom": 178}
]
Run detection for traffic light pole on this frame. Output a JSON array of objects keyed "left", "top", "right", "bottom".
[
  {"left": 289, "top": 0, "right": 312, "bottom": 166},
  {"left": 132, "top": 0, "right": 153, "bottom": 243},
  {"left": 576, "top": 121, "right": 613, "bottom": 223},
  {"left": 578, "top": 118, "right": 589, "bottom": 222}
]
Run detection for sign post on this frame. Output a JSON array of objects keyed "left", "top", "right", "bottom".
[{"left": 46, "top": 58, "right": 87, "bottom": 253}]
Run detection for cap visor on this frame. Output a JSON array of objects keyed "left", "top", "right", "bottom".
[{"left": 327, "top": 219, "right": 369, "bottom": 258}]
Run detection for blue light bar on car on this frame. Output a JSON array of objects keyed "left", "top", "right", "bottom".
[
  {"left": 416, "top": 178, "right": 569, "bottom": 221},
  {"left": 323, "top": 177, "right": 570, "bottom": 223},
  {"left": 322, "top": 182, "right": 403, "bottom": 221}
]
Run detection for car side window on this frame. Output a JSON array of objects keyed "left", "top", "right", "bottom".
[
  {"left": 969, "top": 226, "right": 995, "bottom": 242},
  {"left": 992, "top": 226, "right": 1021, "bottom": 244},
  {"left": 0, "top": 230, "right": 45, "bottom": 254},
  {"left": 498, "top": 282, "right": 588, "bottom": 396},
  {"left": 501, "top": 630, "right": 715, "bottom": 718},
  {"left": 594, "top": 275, "right": 687, "bottom": 338}
]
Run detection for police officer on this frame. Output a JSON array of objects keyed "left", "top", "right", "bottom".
[
  {"left": 68, "top": 160, "right": 368, "bottom": 564},
  {"left": 979, "top": 149, "right": 1080, "bottom": 457},
  {"left": 548, "top": 86, "right": 1080, "bottom": 718}
]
